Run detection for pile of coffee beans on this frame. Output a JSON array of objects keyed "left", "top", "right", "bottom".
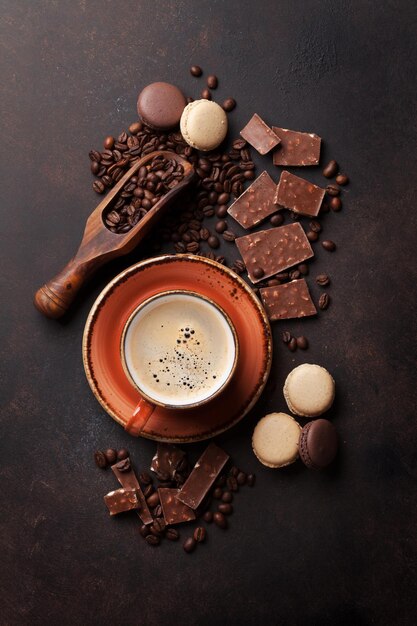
[
  {"left": 94, "top": 447, "right": 129, "bottom": 468},
  {"left": 281, "top": 332, "right": 309, "bottom": 352},
  {"left": 103, "top": 154, "right": 185, "bottom": 233}
]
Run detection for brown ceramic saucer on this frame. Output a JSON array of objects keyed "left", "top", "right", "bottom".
[{"left": 82, "top": 254, "right": 273, "bottom": 442}]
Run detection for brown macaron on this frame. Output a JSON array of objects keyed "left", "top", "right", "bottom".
[
  {"left": 298, "top": 419, "right": 338, "bottom": 470},
  {"left": 137, "top": 82, "right": 187, "bottom": 130}
]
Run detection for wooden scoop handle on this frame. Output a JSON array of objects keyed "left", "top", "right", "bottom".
[{"left": 34, "top": 256, "right": 97, "bottom": 319}]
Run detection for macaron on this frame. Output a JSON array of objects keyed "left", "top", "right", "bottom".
[
  {"left": 283, "top": 364, "right": 335, "bottom": 418},
  {"left": 137, "top": 82, "right": 187, "bottom": 130},
  {"left": 298, "top": 419, "right": 338, "bottom": 469},
  {"left": 180, "top": 99, "right": 228, "bottom": 151},
  {"left": 252, "top": 412, "right": 301, "bottom": 468}
]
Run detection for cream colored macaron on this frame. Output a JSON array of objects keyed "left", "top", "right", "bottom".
[
  {"left": 180, "top": 100, "right": 228, "bottom": 151},
  {"left": 252, "top": 412, "right": 301, "bottom": 468},
  {"left": 283, "top": 364, "right": 335, "bottom": 418}
]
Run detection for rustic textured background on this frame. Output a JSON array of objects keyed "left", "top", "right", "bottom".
[{"left": 1, "top": 1, "right": 417, "bottom": 624}]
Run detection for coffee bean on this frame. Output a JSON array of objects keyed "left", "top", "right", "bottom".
[
  {"left": 152, "top": 518, "right": 166, "bottom": 534},
  {"left": 229, "top": 466, "right": 239, "bottom": 477},
  {"left": 309, "top": 220, "right": 322, "bottom": 233},
  {"left": 222, "top": 98, "right": 236, "bottom": 112},
  {"left": 307, "top": 231, "right": 319, "bottom": 242},
  {"left": 89, "top": 149, "right": 101, "bottom": 162},
  {"left": 183, "top": 537, "right": 197, "bottom": 553},
  {"left": 218, "top": 192, "right": 230, "bottom": 205},
  {"left": 330, "top": 197, "right": 342, "bottom": 211},
  {"left": 94, "top": 451, "right": 107, "bottom": 469},
  {"left": 247, "top": 474, "right": 256, "bottom": 487},
  {"left": 216, "top": 205, "right": 228, "bottom": 218},
  {"left": 236, "top": 472, "right": 247, "bottom": 486},
  {"left": 104, "top": 449, "right": 117, "bottom": 465},
  {"left": 323, "top": 160, "right": 338, "bottom": 178},
  {"left": 93, "top": 180, "right": 105, "bottom": 194},
  {"left": 289, "top": 270, "right": 301, "bottom": 280},
  {"left": 215, "top": 220, "right": 227, "bottom": 233},
  {"left": 336, "top": 173, "right": 349, "bottom": 185},
  {"left": 216, "top": 474, "right": 227, "bottom": 487},
  {"left": 207, "top": 75, "right": 218, "bottom": 89},
  {"left": 208, "top": 235, "right": 220, "bottom": 249},
  {"left": 200, "top": 227, "right": 210, "bottom": 241},
  {"left": 143, "top": 484, "right": 154, "bottom": 498},
  {"left": 139, "top": 524, "right": 150, "bottom": 538},
  {"left": 166, "top": 528, "right": 180, "bottom": 541},
  {"left": 203, "top": 511, "right": 213, "bottom": 523},
  {"left": 153, "top": 505, "right": 162, "bottom": 518},
  {"left": 201, "top": 88, "right": 212, "bottom": 100},
  {"left": 194, "top": 527, "right": 207, "bottom": 543},
  {"left": 267, "top": 278, "right": 280, "bottom": 287},
  {"left": 90, "top": 161, "right": 100, "bottom": 175},
  {"left": 233, "top": 139, "right": 247, "bottom": 150},
  {"left": 253, "top": 266, "right": 264, "bottom": 279},
  {"left": 117, "top": 448, "right": 129, "bottom": 460},
  {"left": 270, "top": 213, "right": 284, "bottom": 227},
  {"left": 213, "top": 512, "right": 228, "bottom": 529},
  {"left": 282, "top": 331, "right": 292, "bottom": 344},
  {"left": 146, "top": 492, "right": 160, "bottom": 508},
  {"left": 104, "top": 136, "right": 115, "bottom": 150},
  {"left": 186, "top": 242, "right": 200, "bottom": 253},
  {"left": 146, "top": 534, "right": 160, "bottom": 546},
  {"left": 227, "top": 476, "right": 238, "bottom": 492},
  {"left": 139, "top": 471, "right": 153, "bottom": 485},
  {"left": 298, "top": 263, "right": 309, "bottom": 275},
  {"left": 296, "top": 336, "right": 309, "bottom": 350},
  {"left": 190, "top": 65, "right": 202, "bottom": 77},
  {"left": 316, "top": 274, "right": 330, "bottom": 286},
  {"left": 319, "top": 293, "right": 330, "bottom": 310},
  {"left": 218, "top": 503, "right": 233, "bottom": 515},
  {"left": 129, "top": 121, "right": 142, "bottom": 134},
  {"left": 232, "top": 259, "right": 246, "bottom": 274},
  {"left": 326, "top": 184, "right": 340, "bottom": 197},
  {"left": 149, "top": 523, "right": 162, "bottom": 537},
  {"left": 322, "top": 240, "right": 336, "bottom": 251},
  {"left": 115, "top": 458, "right": 131, "bottom": 472},
  {"left": 213, "top": 487, "right": 223, "bottom": 499},
  {"left": 223, "top": 230, "right": 236, "bottom": 242},
  {"left": 288, "top": 337, "right": 297, "bottom": 352}
]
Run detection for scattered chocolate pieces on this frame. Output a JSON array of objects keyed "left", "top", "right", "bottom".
[
  {"left": 111, "top": 459, "right": 153, "bottom": 525},
  {"left": 260, "top": 279, "right": 317, "bottom": 321},
  {"left": 177, "top": 443, "right": 229, "bottom": 510},
  {"left": 235, "top": 223, "right": 314, "bottom": 284},
  {"left": 227, "top": 171, "right": 278, "bottom": 229},
  {"left": 272, "top": 127, "right": 321, "bottom": 166},
  {"left": 274, "top": 171, "right": 325, "bottom": 218},
  {"left": 104, "top": 488, "right": 140, "bottom": 516},
  {"left": 158, "top": 488, "right": 196, "bottom": 525},
  {"left": 240, "top": 114, "right": 281, "bottom": 155}
]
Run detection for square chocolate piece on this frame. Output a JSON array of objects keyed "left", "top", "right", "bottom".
[
  {"left": 235, "top": 223, "right": 314, "bottom": 284},
  {"left": 260, "top": 279, "right": 317, "bottom": 321},
  {"left": 177, "top": 443, "right": 229, "bottom": 510},
  {"left": 227, "top": 171, "right": 278, "bottom": 229},
  {"left": 272, "top": 127, "right": 321, "bottom": 166},
  {"left": 274, "top": 171, "right": 325, "bottom": 217},
  {"left": 104, "top": 488, "right": 140, "bottom": 516},
  {"left": 158, "top": 488, "right": 196, "bottom": 525},
  {"left": 240, "top": 114, "right": 281, "bottom": 155}
]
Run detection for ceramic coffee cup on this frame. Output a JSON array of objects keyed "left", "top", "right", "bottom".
[{"left": 120, "top": 290, "right": 239, "bottom": 432}]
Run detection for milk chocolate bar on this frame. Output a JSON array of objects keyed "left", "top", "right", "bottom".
[
  {"left": 227, "top": 171, "right": 278, "bottom": 229},
  {"left": 240, "top": 114, "right": 281, "bottom": 155},
  {"left": 235, "top": 223, "right": 314, "bottom": 284},
  {"left": 177, "top": 443, "right": 229, "bottom": 510},
  {"left": 104, "top": 488, "right": 140, "bottom": 516},
  {"left": 274, "top": 171, "right": 325, "bottom": 217},
  {"left": 111, "top": 459, "right": 153, "bottom": 525},
  {"left": 272, "top": 128, "right": 321, "bottom": 166},
  {"left": 260, "top": 279, "right": 317, "bottom": 321},
  {"left": 158, "top": 488, "right": 196, "bottom": 525}
]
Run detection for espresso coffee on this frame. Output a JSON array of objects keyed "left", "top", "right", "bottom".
[{"left": 123, "top": 292, "right": 237, "bottom": 407}]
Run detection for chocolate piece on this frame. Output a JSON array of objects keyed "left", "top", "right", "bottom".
[
  {"left": 272, "top": 128, "right": 321, "bottom": 166},
  {"left": 227, "top": 171, "right": 278, "bottom": 229},
  {"left": 274, "top": 171, "right": 325, "bottom": 217},
  {"left": 104, "top": 488, "right": 140, "bottom": 516},
  {"left": 260, "top": 279, "right": 317, "bottom": 321},
  {"left": 150, "top": 443, "right": 188, "bottom": 484},
  {"left": 177, "top": 443, "right": 229, "bottom": 510},
  {"left": 235, "top": 223, "right": 314, "bottom": 284},
  {"left": 240, "top": 114, "right": 281, "bottom": 155},
  {"left": 158, "top": 488, "right": 196, "bottom": 525},
  {"left": 111, "top": 459, "right": 153, "bottom": 525}
]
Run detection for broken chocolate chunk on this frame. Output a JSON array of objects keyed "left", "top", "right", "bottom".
[
  {"left": 272, "top": 127, "right": 321, "bottom": 166},
  {"left": 177, "top": 443, "right": 229, "bottom": 510},
  {"left": 227, "top": 171, "right": 278, "bottom": 229},
  {"left": 274, "top": 171, "right": 325, "bottom": 217},
  {"left": 112, "top": 459, "right": 153, "bottom": 525},
  {"left": 260, "top": 279, "right": 317, "bottom": 321},
  {"left": 158, "top": 488, "right": 196, "bottom": 525},
  {"left": 240, "top": 114, "right": 281, "bottom": 155},
  {"left": 104, "top": 488, "right": 140, "bottom": 516}
]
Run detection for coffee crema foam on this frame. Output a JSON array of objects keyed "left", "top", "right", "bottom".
[{"left": 123, "top": 293, "right": 236, "bottom": 406}]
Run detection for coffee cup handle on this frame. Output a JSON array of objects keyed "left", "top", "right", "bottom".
[{"left": 125, "top": 396, "right": 156, "bottom": 436}]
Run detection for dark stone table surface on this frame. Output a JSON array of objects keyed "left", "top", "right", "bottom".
[{"left": 1, "top": 2, "right": 416, "bottom": 624}]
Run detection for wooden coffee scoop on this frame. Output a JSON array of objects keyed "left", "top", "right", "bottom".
[{"left": 34, "top": 151, "right": 195, "bottom": 319}]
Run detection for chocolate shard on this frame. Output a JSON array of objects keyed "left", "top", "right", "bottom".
[
  {"left": 158, "top": 488, "right": 196, "bottom": 525},
  {"left": 150, "top": 443, "right": 188, "bottom": 484},
  {"left": 274, "top": 171, "right": 325, "bottom": 217},
  {"left": 227, "top": 171, "right": 278, "bottom": 229},
  {"left": 104, "top": 488, "right": 140, "bottom": 516},
  {"left": 272, "top": 127, "right": 321, "bottom": 166},
  {"left": 111, "top": 459, "right": 153, "bottom": 525},
  {"left": 177, "top": 443, "right": 229, "bottom": 510},
  {"left": 240, "top": 114, "right": 281, "bottom": 155},
  {"left": 260, "top": 279, "right": 317, "bottom": 321},
  {"left": 235, "top": 223, "right": 314, "bottom": 284}
]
